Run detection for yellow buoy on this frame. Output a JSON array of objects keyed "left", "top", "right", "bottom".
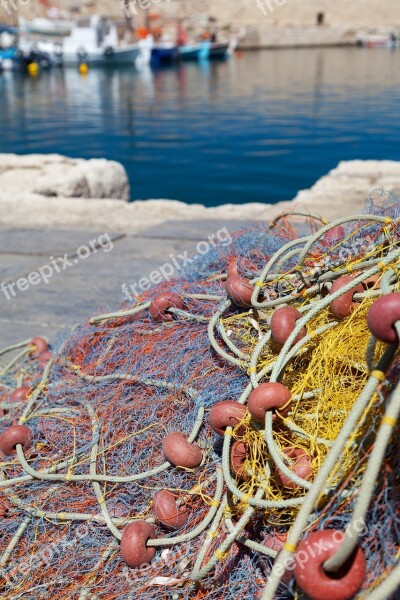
[
  {"left": 27, "top": 62, "right": 39, "bottom": 76},
  {"left": 79, "top": 63, "right": 88, "bottom": 76}
]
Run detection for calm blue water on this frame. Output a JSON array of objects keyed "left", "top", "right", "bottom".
[{"left": 1, "top": 47, "right": 400, "bottom": 205}]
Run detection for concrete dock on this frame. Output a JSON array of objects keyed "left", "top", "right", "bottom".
[{"left": 0, "top": 219, "right": 253, "bottom": 347}]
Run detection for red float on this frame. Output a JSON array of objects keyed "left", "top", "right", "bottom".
[
  {"left": 0, "top": 425, "right": 33, "bottom": 456},
  {"left": 149, "top": 293, "right": 184, "bottom": 322},
  {"left": 225, "top": 276, "right": 254, "bottom": 308},
  {"left": 230, "top": 440, "right": 250, "bottom": 481},
  {"left": 110, "top": 501, "right": 130, "bottom": 518},
  {"left": 260, "top": 530, "right": 293, "bottom": 584},
  {"left": 362, "top": 274, "right": 379, "bottom": 290},
  {"left": 295, "top": 529, "right": 366, "bottom": 600},
  {"left": 262, "top": 530, "right": 287, "bottom": 553},
  {"left": 208, "top": 401, "right": 247, "bottom": 436},
  {"left": 329, "top": 276, "right": 363, "bottom": 319},
  {"left": 9, "top": 387, "right": 30, "bottom": 403},
  {"left": 38, "top": 350, "right": 53, "bottom": 368},
  {"left": 276, "top": 447, "right": 312, "bottom": 489},
  {"left": 321, "top": 225, "right": 345, "bottom": 247},
  {"left": 29, "top": 337, "right": 48, "bottom": 358},
  {"left": 152, "top": 490, "right": 188, "bottom": 530},
  {"left": 270, "top": 306, "right": 307, "bottom": 346},
  {"left": 367, "top": 292, "right": 400, "bottom": 343},
  {"left": 120, "top": 521, "right": 156, "bottom": 568},
  {"left": 248, "top": 382, "right": 292, "bottom": 422},
  {"left": 162, "top": 432, "right": 203, "bottom": 469}
]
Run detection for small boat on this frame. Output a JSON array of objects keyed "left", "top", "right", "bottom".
[
  {"left": 357, "top": 33, "right": 400, "bottom": 48},
  {"left": 151, "top": 43, "right": 179, "bottom": 66},
  {"left": 0, "top": 26, "right": 20, "bottom": 71},
  {"left": 209, "top": 42, "right": 229, "bottom": 60},
  {"left": 62, "top": 17, "right": 141, "bottom": 66},
  {"left": 20, "top": 16, "right": 143, "bottom": 67},
  {"left": 19, "top": 17, "right": 73, "bottom": 37},
  {"left": 178, "top": 41, "right": 211, "bottom": 61},
  {"left": 0, "top": 47, "right": 19, "bottom": 71}
]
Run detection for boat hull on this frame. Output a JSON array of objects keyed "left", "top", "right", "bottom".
[
  {"left": 61, "top": 45, "right": 140, "bottom": 66},
  {"left": 358, "top": 35, "right": 400, "bottom": 48},
  {"left": 209, "top": 42, "right": 229, "bottom": 59},
  {"left": 0, "top": 48, "right": 19, "bottom": 71},
  {"left": 179, "top": 42, "right": 210, "bottom": 61},
  {"left": 151, "top": 46, "right": 179, "bottom": 65}
]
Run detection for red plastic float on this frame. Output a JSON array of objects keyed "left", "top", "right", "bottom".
[
  {"left": 367, "top": 292, "right": 400, "bottom": 343},
  {"left": 362, "top": 274, "right": 379, "bottom": 290},
  {"left": 260, "top": 530, "right": 294, "bottom": 584},
  {"left": 110, "top": 501, "right": 130, "bottom": 518},
  {"left": 276, "top": 447, "right": 312, "bottom": 489},
  {"left": 38, "top": 350, "right": 52, "bottom": 368},
  {"left": 152, "top": 490, "right": 188, "bottom": 530},
  {"left": 270, "top": 306, "right": 307, "bottom": 346},
  {"left": 321, "top": 225, "right": 345, "bottom": 247},
  {"left": 329, "top": 276, "right": 363, "bottom": 319},
  {"left": 247, "top": 382, "right": 292, "bottom": 422},
  {"left": 162, "top": 432, "right": 203, "bottom": 468},
  {"left": 262, "top": 530, "right": 287, "bottom": 553},
  {"left": 149, "top": 293, "right": 184, "bottom": 322},
  {"left": 120, "top": 521, "right": 156, "bottom": 568},
  {"left": 29, "top": 337, "right": 48, "bottom": 358},
  {"left": 230, "top": 440, "right": 250, "bottom": 481},
  {"left": 208, "top": 401, "right": 247, "bottom": 436},
  {"left": 0, "top": 425, "right": 33, "bottom": 456},
  {"left": 9, "top": 387, "right": 30, "bottom": 403},
  {"left": 294, "top": 529, "right": 366, "bottom": 600},
  {"left": 225, "top": 276, "right": 254, "bottom": 308}
]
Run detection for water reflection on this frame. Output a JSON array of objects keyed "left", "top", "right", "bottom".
[{"left": 0, "top": 47, "right": 399, "bottom": 204}]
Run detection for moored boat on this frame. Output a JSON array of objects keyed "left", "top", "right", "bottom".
[
  {"left": 20, "top": 16, "right": 143, "bottom": 67},
  {"left": 0, "top": 47, "right": 19, "bottom": 71},
  {"left": 357, "top": 33, "right": 399, "bottom": 48},
  {"left": 151, "top": 43, "right": 179, "bottom": 66},
  {"left": 178, "top": 41, "right": 210, "bottom": 61},
  {"left": 209, "top": 41, "right": 229, "bottom": 59}
]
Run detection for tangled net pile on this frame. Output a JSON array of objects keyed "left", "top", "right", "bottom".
[{"left": 0, "top": 195, "right": 400, "bottom": 600}]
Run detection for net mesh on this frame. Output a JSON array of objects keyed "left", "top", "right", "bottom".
[{"left": 0, "top": 198, "right": 399, "bottom": 599}]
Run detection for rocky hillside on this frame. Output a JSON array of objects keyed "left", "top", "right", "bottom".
[{"left": 4, "top": 0, "right": 400, "bottom": 29}]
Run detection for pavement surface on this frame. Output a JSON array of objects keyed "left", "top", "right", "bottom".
[{"left": 0, "top": 220, "right": 257, "bottom": 348}]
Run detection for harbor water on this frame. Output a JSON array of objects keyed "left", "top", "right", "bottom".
[{"left": 0, "top": 46, "right": 400, "bottom": 205}]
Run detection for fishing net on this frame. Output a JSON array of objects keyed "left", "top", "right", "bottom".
[{"left": 0, "top": 195, "right": 399, "bottom": 600}]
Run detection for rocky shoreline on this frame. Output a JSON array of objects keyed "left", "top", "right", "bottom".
[
  {"left": 1, "top": 152, "right": 400, "bottom": 346},
  {"left": 1, "top": 154, "right": 400, "bottom": 233}
]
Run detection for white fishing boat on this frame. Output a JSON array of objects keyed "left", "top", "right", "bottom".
[{"left": 20, "top": 16, "right": 147, "bottom": 67}]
